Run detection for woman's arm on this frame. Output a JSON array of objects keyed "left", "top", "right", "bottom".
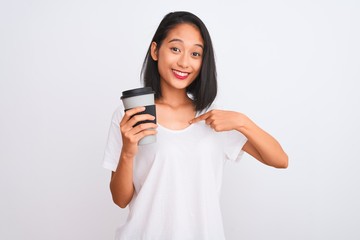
[
  {"left": 110, "top": 153, "right": 135, "bottom": 208},
  {"left": 238, "top": 116, "right": 288, "bottom": 168},
  {"left": 110, "top": 107, "right": 157, "bottom": 208},
  {"left": 190, "top": 110, "right": 288, "bottom": 168}
]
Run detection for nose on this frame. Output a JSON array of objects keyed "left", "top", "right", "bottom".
[{"left": 177, "top": 53, "right": 189, "bottom": 69}]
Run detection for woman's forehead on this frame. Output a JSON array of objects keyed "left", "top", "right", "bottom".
[{"left": 165, "top": 23, "right": 204, "bottom": 46}]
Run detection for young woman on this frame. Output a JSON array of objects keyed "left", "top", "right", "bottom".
[{"left": 103, "top": 11, "right": 288, "bottom": 240}]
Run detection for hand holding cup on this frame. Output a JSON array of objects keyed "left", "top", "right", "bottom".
[{"left": 121, "top": 87, "right": 157, "bottom": 146}]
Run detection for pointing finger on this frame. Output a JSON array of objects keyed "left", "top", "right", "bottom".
[{"left": 189, "top": 111, "right": 211, "bottom": 124}]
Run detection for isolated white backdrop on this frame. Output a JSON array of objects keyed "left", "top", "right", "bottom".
[{"left": 1, "top": 0, "right": 359, "bottom": 239}]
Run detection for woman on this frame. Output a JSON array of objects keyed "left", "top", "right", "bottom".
[{"left": 103, "top": 11, "right": 288, "bottom": 240}]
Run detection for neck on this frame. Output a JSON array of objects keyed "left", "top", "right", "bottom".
[{"left": 156, "top": 83, "right": 193, "bottom": 108}]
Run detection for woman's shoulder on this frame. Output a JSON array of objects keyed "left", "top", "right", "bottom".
[
  {"left": 110, "top": 105, "right": 125, "bottom": 122},
  {"left": 197, "top": 102, "right": 224, "bottom": 115}
]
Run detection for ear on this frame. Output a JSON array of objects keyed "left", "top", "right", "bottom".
[{"left": 150, "top": 42, "right": 158, "bottom": 61}]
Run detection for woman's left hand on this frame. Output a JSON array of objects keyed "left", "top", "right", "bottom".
[
  {"left": 190, "top": 109, "right": 247, "bottom": 132},
  {"left": 190, "top": 109, "right": 288, "bottom": 168}
]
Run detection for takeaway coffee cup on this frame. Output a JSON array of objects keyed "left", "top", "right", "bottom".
[{"left": 121, "top": 87, "right": 156, "bottom": 145}]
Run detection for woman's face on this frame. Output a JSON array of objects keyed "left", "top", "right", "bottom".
[{"left": 151, "top": 23, "right": 204, "bottom": 92}]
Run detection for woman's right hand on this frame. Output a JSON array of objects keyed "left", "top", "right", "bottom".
[{"left": 119, "top": 106, "right": 157, "bottom": 158}]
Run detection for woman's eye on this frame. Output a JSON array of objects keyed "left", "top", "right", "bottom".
[
  {"left": 192, "top": 52, "right": 201, "bottom": 57},
  {"left": 171, "top": 47, "right": 180, "bottom": 52}
]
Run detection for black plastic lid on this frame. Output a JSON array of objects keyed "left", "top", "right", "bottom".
[{"left": 121, "top": 87, "right": 155, "bottom": 99}]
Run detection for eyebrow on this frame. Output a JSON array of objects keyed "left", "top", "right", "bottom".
[{"left": 168, "top": 38, "right": 204, "bottom": 49}]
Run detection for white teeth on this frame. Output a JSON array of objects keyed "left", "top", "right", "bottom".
[{"left": 173, "top": 70, "right": 188, "bottom": 77}]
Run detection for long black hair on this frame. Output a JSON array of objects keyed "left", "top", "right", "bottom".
[{"left": 141, "top": 11, "right": 217, "bottom": 112}]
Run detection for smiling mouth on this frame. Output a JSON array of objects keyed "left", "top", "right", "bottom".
[{"left": 173, "top": 70, "right": 189, "bottom": 79}]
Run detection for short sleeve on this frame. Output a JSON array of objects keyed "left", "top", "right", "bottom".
[
  {"left": 224, "top": 130, "right": 248, "bottom": 162},
  {"left": 102, "top": 106, "right": 124, "bottom": 172},
  {"left": 205, "top": 103, "right": 248, "bottom": 162}
]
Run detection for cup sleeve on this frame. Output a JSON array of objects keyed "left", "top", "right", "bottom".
[
  {"left": 224, "top": 130, "right": 248, "bottom": 162},
  {"left": 102, "top": 106, "right": 124, "bottom": 172}
]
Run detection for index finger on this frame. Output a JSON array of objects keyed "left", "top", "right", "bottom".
[
  {"left": 189, "top": 111, "right": 211, "bottom": 124},
  {"left": 121, "top": 106, "right": 146, "bottom": 124}
]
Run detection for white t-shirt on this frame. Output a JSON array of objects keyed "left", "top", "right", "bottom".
[{"left": 103, "top": 105, "right": 248, "bottom": 240}]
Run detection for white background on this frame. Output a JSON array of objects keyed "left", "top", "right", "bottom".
[{"left": 1, "top": 0, "right": 359, "bottom": 239}]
